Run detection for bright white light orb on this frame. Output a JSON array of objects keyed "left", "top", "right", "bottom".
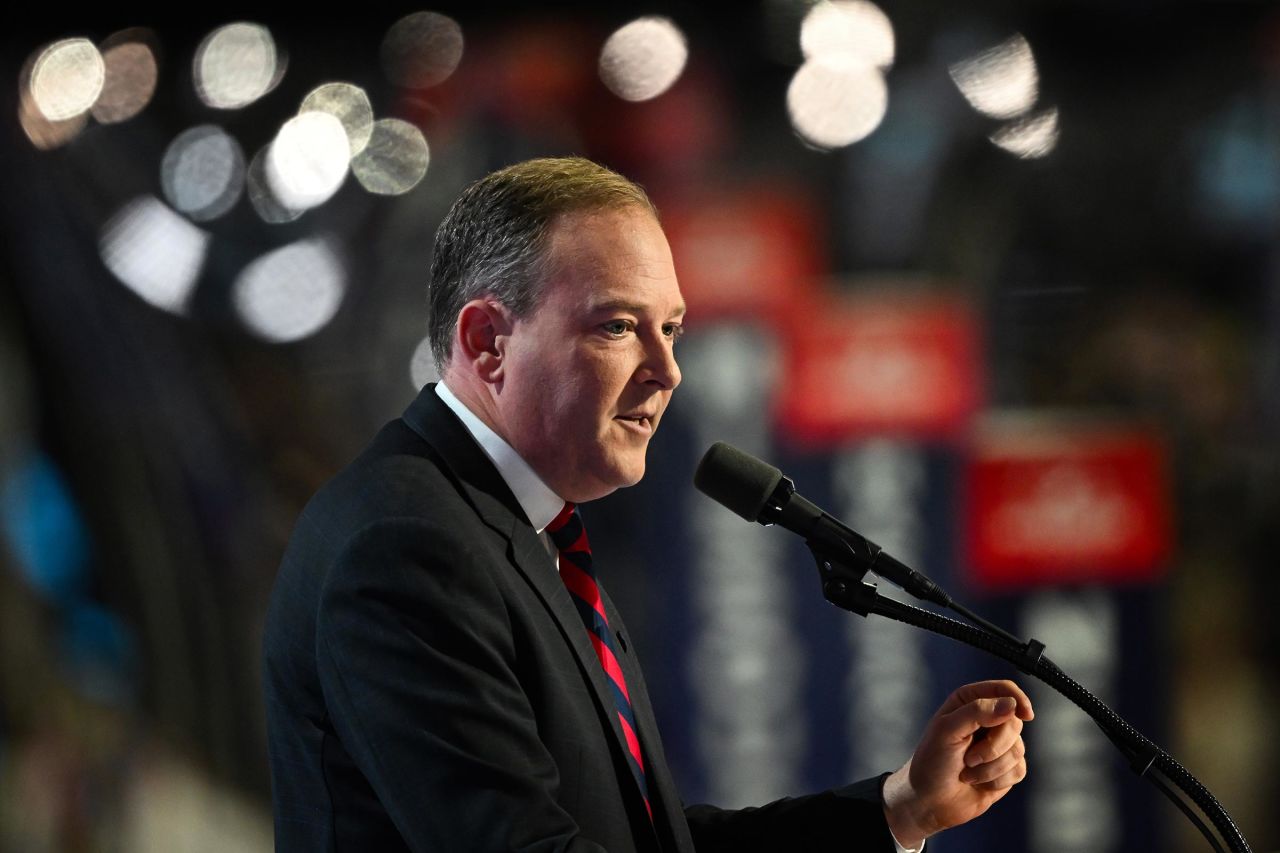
[
  {"left": 787, "top": 55, "right": 888, "bottom": 149},
  {"left": 30, "top": 38, "right": 105, "bottom": 121},
  {"left": 233, "top": 238, "right": 346, "bottom": 343},
  {"left": 247, "top": 146, "right": 303, "bottom": 224},
  {"left": 99, "top": 196, "right": 210, "bottom": 314},
  {"left": 800, "top": 1, "right": 895, "bottom": 69},
  {"left": 194, "top": 22, "right": 279, "bottom": 110},
  {"left": 599, "top": 16, "right": 688, "bottom": 102},
  {"left": 990, "top": 107, "right": 1059, "bottom": 159},
  {"left": 266, "top": 111, "right": 351, "bottom": 211},
  {"left": 949, "top": 34, "right": 1039, "bottom": 120}
]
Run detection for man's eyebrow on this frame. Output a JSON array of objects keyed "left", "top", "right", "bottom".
[{"left": 588, "top": 298, "right": 687, "bottom": 318}]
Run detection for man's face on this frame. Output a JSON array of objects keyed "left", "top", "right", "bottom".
[{"left": 495, "top": 205, "right": 684, "bottom": 503}]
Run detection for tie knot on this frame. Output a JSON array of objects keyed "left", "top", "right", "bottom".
[{"left": 546, "top": 502, "right": 588, "bottom": 554}]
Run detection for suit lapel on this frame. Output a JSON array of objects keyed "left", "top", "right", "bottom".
[{"left": 401, "top": 386, "right": 664, "bottom": 843}]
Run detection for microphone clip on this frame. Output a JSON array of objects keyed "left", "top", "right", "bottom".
[{"left": 806, "top": 537, "right": 882, "bottom": 618}]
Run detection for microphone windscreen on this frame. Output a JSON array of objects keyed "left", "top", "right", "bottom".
[{"left": 694, "top": 442, "right": 783, "bottom": 522}]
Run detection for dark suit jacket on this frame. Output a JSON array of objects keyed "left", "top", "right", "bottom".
[{"left": 263, "top": 385, "right": 896, "bottom": 852}]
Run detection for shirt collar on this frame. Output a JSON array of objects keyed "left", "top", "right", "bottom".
[{"left": 435, "top": 382, "right": 565, "bottom": 533}]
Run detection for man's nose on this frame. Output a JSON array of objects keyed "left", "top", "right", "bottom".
[{"left": 641, "top": 337, "right": 681, "bottom": 390}]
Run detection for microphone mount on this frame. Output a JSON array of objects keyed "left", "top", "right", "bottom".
[{"left": 800, "top": 515, "right": 1249, "bottom": 853}]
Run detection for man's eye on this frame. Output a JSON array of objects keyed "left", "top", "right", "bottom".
[
  {"left": 664, "top": 324, "right": 685, "bottom": 342},
  {"left": 603, "top": 321, "right": 631, "bottom": 335}
]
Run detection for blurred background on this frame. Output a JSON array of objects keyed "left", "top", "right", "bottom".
[{"left": 2, "top": 1, "right": 1277, "bottom": 851}]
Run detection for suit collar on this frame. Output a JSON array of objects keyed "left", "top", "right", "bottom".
[{"left": 401, "top": 383, "right": 528, "bottom": 535}]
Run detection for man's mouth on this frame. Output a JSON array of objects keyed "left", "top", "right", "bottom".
[{"left": 614, "top": 413, "right": 655, "bottom": 435}]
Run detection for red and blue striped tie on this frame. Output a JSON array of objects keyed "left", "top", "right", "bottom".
[{"left": 547, "top": 502, "right": 652, "bottom": 821}]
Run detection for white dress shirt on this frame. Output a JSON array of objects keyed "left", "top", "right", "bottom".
[{"left": 436, "top": 382, "right": 563, "bottom": 532}]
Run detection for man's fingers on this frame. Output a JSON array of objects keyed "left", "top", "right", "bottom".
[
  {"left": 939, "top": 695, "right": 1023, "bottom": 744},
  {"left": 968, "top": 753, "right": 1029, "bottom": 792},
  {"left": 960, "top": 738, "right": 1025, "bottom": 784},
  {"left": 964, "top": 717, "right": 1024, "bottom": 767}
]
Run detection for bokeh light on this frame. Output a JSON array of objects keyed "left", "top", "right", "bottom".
[
  {"left": 266, "top": 112, "right": 350, "bottom": 211},
  {"left": 599, "top": 16, "right": 689, "bottom": 102},
  {"left": 787, "top": 54, "right": 888, "bottom": 149},
  {"left": 247, "top": 146, "right": 303, "bottom": 224},
  {"left": 800, "top": 1, "right": 895, "bottom": 69},
  {"left": 92, "top": 32, "right": 158, "bottom": 124},
  {"left": 99, "top": 196, "right": 210, "bottom": 314},
  {"left": 194, "top": 22, "right": 280, "bottom": 110},
  {"left": 232, "top": 238, "right": 346, "bottom": 343},
  {"left": 300, "top": 82, "right": 374, "bottom": 156},
  {"left": 381, "top": 11, "right": 464, "bottom": 88},
  {"left": 18, "top": 84, "right": 87, "bottom": 150},
  {"left": 160, "top": 125, "right": 246, "bottom": 222},
  {"left": 351, "top": 118, "right": 430, "bottom": 196},
  {"left": 990, "top": 106, "right": 1059, "bottom": 158},
  {"left": 29, "top": 38, "right": 105, "bottom": 122},
  {"left": 949, "top": 34, "right": 1039, "bottom": 120}
]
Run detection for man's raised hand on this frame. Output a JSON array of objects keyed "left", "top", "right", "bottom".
[{"left": 882, "top": 679, "right": 1034, "bottom": 849}]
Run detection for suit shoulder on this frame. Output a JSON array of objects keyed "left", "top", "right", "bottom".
[
  {"left": 329, "top": 419, "right": 461, "bottom": 516},
  {"left": 271, "top": 418, "right": 481, "bottom": 592}
]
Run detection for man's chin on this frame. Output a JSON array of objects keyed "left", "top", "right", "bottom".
[
  {"left": 617, "top": 452, "right": 648, "bottom": 487},
  {"left": 568, "top": 459, "right": 646, "bottom": 503}
]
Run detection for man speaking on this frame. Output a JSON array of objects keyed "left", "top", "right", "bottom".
[{"left": 262, "top": 157, "right": 1033, "bottom": 852}]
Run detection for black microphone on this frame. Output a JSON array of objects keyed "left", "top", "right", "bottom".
[{"left": 693, "top": 441, "right": 951, "bottom": 607}]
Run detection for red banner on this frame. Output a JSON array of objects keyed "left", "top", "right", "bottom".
[
  {"left": 963, "top": 420, "right": 1173, "bottom": 589},
  {"left": 661, "top": 187, "right": 822, "bottom": 324},
  {"left": 775, "top": 290, "right": 983, "bottom": 444}
]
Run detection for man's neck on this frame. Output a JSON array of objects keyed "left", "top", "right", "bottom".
[
  {"left": 434, "top": 378, "right": 564, "bottom": 533},
  {"left": 440, "top": 370, "right": 507, "bottom": 443}
]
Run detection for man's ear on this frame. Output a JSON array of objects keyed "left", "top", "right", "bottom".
[{"left": 455, "top": 298, "right": 514, "bottom": 383}]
